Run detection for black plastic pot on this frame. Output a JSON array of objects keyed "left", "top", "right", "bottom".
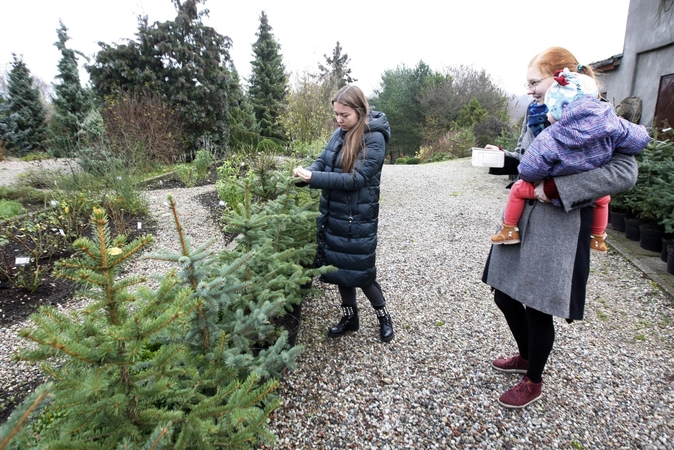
[
  {"left": 610, "top": 210, "right": 627, "bottom": 232},
  {"left": 286, "top": 302, "right": 302, "bottom": 333},
  {"left": 662, "top": 236, "right": 674, "bottom": 262},
  {"left": 639, "top": 223, "right": 664, "bottom": 253},
  {"left": 253, "top": 312, "right": 301, "bottom": 357},
  {"left": 668, "top": 245, "right": 674, "bottom": 275},
  {"left": 624, "top": 217, "right": 643, "bottom": 241}
]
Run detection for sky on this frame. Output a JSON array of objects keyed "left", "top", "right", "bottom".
[{"left": 0, "top": 0, "right": 631, "bottom": 99}]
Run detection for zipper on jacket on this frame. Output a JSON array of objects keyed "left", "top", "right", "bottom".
[{"left": 347, "top": 194, "right": 353, "bottom": 242}]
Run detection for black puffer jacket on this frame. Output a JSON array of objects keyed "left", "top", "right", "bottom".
[{"left": 307, "top": 111, "right": 390, "bottom": 287}]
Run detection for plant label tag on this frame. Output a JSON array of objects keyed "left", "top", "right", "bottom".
[
  {"left": 59, "top": 229, "right": 65, "bottom": 236},
  {"left": 137, "top": 222, "right": 142, "bottom": 230},
  {"left": 15, "top": 257, "right": 30, "bottom": 266}
]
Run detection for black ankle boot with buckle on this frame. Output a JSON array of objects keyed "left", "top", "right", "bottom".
[
  {"left": 375, "top": 306, "right": 394, "bottom": 342},
  {"left": 327, "top": 305, "right": 359, "bottom": 337}
]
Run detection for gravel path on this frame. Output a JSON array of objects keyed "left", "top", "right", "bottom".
[
  {"left": 0, "top": 158, "right": 79, "bottom": 186},
  {"left": 2, "top": 159, "right": 673, "bottom": 449},
  {"left": 266, "top": 159, "right": 674, "bottom": 449}
]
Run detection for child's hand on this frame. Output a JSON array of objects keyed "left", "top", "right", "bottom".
[
  {"left": 485, "top": 144, "right": 503, "bottom": 151},
  {"left": 534, "top": 182, "right": 550, "bottom": 202}
]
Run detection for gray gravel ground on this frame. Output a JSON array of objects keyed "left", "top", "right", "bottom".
[
  {"left": 2, "top": 158, "right": 673, "bottom": 449},
  {"left": 264, "top": 158, "right": 674, "bottom": 450}
]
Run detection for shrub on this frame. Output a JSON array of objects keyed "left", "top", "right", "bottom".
[
  {"left": 257, "top": 138, "right": 284, "bottom": 154},
  {"left": 288, "top": 139, "right": 326, "bottom": 159},
  {"left": 422, "top": 127, "right": 476, "bottom": 159},
  {"left": 0, "top": 209, "right": 70, "bottom": 292},
  {"left": 216, "top": 157, "right": 247, "bottom": 213},
  {"left": 0, "top": 185, "right": 50, "bottom": 206},
  {"left": 395, "top": 157, "right": 408, "bottom": 165},
  {"left": 620, "top": 127, "right": 674, "bottom": 232},
  {"left": 19, "top": 151, "right": 51, "bottom": 162},
  {"left": 100, "top": 91, "right": 187, "bottom": 169},
  {"left": 172, "top": 150, "right": 215, "bottom": 188},
  {"left": 193, "top": 148, "right": 215, "bottom": 180},
  {"left": 78, "top": 108, "right": 107, "bottom": 148},
  {"left": 423, "top": 152, "right": 454, "bottom": 163},
  {"left": 406, "top": 157, "right": 420, "bottom": 165},
  {"left": 473, "top": 115, "right": 511, "bottom": 148},
  {"left": 173, "top": 163, "right": 199, "bottom": 187},
  {"left": 493, "top": 123, "right": 520, "bottom": 151},
  {"left": 0, "top": 199, "right": 25, "bottom": 219}
]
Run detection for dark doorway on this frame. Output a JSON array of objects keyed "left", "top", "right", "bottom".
[{"left": 655, "top": 73, "right": 674, "bottom": 129}]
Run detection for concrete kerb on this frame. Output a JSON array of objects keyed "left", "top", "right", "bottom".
[{"left": 606, "top": 228, "right": 674, "bottom": 300}]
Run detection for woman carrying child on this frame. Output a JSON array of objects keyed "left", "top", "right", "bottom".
[{"left": 482, "top": 47, "right": 642, "bottom": 408}]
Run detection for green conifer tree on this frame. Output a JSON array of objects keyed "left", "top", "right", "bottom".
[
  {"left": 317, "top": 41, "right": 357, "bottom": 89},
  {"left": 223, "top": 154, "right": 330, "bottom": 322},
  {"left": 50, "top": 20, "right": 90, "bottom": 153},
  {"left": 0, "top": 55, "right": 47, "bottom": 154},
  {"left": 228, "top": 62, "right": 260, "bottom": 148},
  {"left": 148, "top": 195, "right": 302, "bottom": 380},
  {"left": 248, "top": 11, "right": 288, "bottom": 141},
  {"left": 10, "top": 208, "right": 282, "bottom": 448},
  {"left": 87, "top": 0, "right": 233, "bottom": 151}
]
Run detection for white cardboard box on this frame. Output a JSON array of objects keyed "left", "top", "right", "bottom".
[{"left": 471, "top": 148, "right": 504, "bottom": 168}]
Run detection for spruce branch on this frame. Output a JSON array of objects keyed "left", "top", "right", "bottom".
[{"left": 0, "top": 383, "right": 53, "bottom": 450}]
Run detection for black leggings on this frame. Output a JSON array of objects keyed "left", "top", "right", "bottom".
[
  {"left": 494, "top": 289, "right": 554, "bottom": 383},
  {"left": 338, "top": 280, "right": 386, "bottom": 309}
]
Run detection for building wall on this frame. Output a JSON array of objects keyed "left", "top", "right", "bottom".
[{"left": 603, "top": 0, "right": 674, "bottom": 126}]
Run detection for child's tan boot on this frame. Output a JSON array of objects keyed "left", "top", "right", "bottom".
[
  {"left": 590, "top": 232, "right": 607, "bottom": 253},
  {"left": 491, "top": 222, "right": 521, "bottom": 245}
]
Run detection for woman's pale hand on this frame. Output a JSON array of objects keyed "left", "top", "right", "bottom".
[
  {"left": 485, "top": 144, "right": 502, "bottom": 151},
  {"left": 293, "top": 166, "right": 312, "bottom": 182}
]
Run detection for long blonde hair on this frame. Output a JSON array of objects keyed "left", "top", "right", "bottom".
[{"left": 332, "top": 85, "right": 369, "bottom": 174}]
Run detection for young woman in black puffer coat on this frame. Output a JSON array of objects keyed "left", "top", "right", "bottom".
[{"left": 293, "top": 85, "right": 394, "bottom": 342}]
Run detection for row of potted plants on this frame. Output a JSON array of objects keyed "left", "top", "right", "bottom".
[{"left": 609, "top": 126, "right": 674, "bottom": 273}]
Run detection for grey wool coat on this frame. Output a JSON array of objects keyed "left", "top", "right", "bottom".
[
  {"left": 307, "top": 111, "right": 390, "bottom": 288},
  {"left": 482, "top": 125, "right": 638, "bottom": 320}
]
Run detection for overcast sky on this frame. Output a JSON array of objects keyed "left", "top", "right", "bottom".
[{"left": 1, "top": 0, "right": 630, "bottom": 98}]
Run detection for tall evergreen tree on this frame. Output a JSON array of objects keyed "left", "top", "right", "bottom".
[
  {"left": 0, "top": 55, "right": 47, "bottom": 154},
  {"left": 317, "top": 41, "right": 356, "bottom": 89},
  {"left": 371, "top": 61, "right": 431, "bottom": 159},
  {"left": 228, "top": 62, "right": 259, "bottom": 148},
  {"left": 51, "top": 20, "right": 90, "bottom": 151},
  {"left": 248, "top": 11, "right": 287, "bottom": 141},
  {"left": 87, "top": 0, "right": 233, "bottom": 151}
]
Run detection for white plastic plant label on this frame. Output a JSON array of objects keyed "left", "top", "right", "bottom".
[{"left": 15, "top": 257, "right": 30, "bottom": 266}]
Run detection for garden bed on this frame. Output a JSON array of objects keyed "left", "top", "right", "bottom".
[{"left": 0, "top": 178, "right": 227, "bottom": 424}]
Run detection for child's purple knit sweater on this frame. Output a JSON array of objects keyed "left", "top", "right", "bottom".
[{"left": 518, "top": 95, "right": 650, "bottom": 183}]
